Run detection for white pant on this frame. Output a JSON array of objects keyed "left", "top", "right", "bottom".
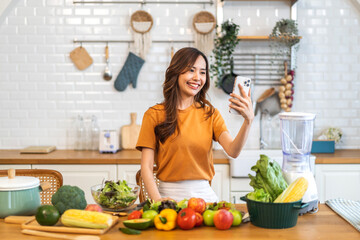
[{"left": 159, "top": 179, "right": 219, "bottom": 202}]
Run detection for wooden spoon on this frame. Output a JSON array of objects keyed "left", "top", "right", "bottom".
[
  {"left": 256, "top": 87, "right": 276, "bottom": 103},
  {"left": 22, "top": 229, "right": 100, "bottom": 240}
]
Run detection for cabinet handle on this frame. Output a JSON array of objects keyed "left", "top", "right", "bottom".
[{"left": 233, "top": 196, "right": 236, "bottom": 203}]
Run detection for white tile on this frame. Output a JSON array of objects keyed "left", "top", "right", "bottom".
[{"left": 0, "top": 0, "right": 359, "bottom": 149}]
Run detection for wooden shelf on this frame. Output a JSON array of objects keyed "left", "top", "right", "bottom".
[{"left": 237, "top": 36, "right": 302, "bottom": 40}]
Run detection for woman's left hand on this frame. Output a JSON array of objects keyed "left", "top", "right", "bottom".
[{"left": 229, "top": 84, "right": 254, "bottom": 124}]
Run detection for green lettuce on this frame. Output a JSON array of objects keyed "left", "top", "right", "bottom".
[
  {"left": 248, "top": 154, "right": 288, "bottom": 202},
  {"left": 247, "top": 188, "right": 271, "bottom": 202}
]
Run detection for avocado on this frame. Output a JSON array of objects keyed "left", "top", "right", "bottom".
[{"left": 123, "top": 219, "right": 151, "bottom": 230}]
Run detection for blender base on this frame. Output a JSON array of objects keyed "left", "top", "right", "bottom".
[{"left": 299, "top": 199, "right": 319, "bottom": 215}]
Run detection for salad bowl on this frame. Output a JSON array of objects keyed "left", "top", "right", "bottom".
[{"left": 91, "top": 180, "right": 140, "bottom": 212}]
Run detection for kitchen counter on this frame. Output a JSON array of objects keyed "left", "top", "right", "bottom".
[
  {"left": 0, "top": 149, "right": 359, "bottom": 165},
  {"left": 0, "top": 204, "right": 358, "bottom": 240},
  {"left": 313, "top": 149, "right": 360, "bottom": 164},
  {"left": 0, "top": 149, "right": 229, "bottom": 165}
]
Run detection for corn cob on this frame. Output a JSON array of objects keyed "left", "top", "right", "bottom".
[
  {"left": 274, "top": 177, "right": 308, "bottom": 203},
  {"left": 61, "top": 209, "right": 113, "bottom": 229}
]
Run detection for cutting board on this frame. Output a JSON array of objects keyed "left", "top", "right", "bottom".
[
  {"left": 69, "top": 47, "right": 93, "bottom": 71},
  {"left": 21, "top": 215, "right": 118, "bottom": 235},
  {"left": 5, "top": 216, "right": 35, "bottom": 224},
  {"left": 121, "top": 113, "right": 141, "bottom": 150},
  {"left": 20, "top": 146, "right": 56, "bottom": 154}
]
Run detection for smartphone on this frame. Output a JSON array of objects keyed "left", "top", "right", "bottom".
[{"left": 229, "top": 76, "right": 251, "bottom": 114}]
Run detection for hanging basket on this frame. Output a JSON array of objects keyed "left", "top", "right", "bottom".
[
  {"left": 193, "top": 11, "right": 216, "bottom": 34},
  {"left": 130, "top": 10, "right": 153, "bottom": 34}
]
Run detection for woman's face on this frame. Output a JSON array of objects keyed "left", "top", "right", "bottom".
[{"left": 177, "top": 55, "right": 207, "bottom": 100}]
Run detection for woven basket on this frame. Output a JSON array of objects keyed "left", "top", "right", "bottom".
[
  {"left": 130, "top": 10, "right": 153, "bottom": 34},
  {"left": 193, "top": 11, "right": 216, "bottom": 34}
]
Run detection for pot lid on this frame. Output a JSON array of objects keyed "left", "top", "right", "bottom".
[
  {"left": 0, "top": 176, "right": 40, "bottom": 191},
  {"left": 279, "top": 112, "right": 316, "bottom": 120}
]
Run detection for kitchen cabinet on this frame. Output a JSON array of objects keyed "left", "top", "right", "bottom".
[
  {"left": 117, "top": 164, "right": 140, "bottom": 185},
  {"left": 32, "top": 164, "right": 117, "bottom": 204},
  {"left": 212, "top": 164, "right": 230, "bottom": 202},
  {"left": 315, "top": 164, "right": 360, "bottom": 203},
  {"left": 230, "top": 178, "right": 252, "bottom": 203}
]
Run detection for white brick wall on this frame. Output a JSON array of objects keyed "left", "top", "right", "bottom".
[{"left": 0, "top": 0, "right": 359, "bottom": 149}]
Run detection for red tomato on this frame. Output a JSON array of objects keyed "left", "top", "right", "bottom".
[
  {"left": 127, "top": 210, "right": 142, "bottom": 220},
  {"left": 176, "top": 208, "right": 196, "bottom": 230},
  {"left": 195, "top": 212, "right": 203, "bottom": 227}
]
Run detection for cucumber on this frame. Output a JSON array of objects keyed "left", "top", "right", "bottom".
[{"left": 119, "top": 227, "right": 141, "bottom": 235}]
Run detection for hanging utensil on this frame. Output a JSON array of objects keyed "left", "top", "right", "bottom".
[{"left": 103, "top": 44, "right": 112, "bottom": 81}]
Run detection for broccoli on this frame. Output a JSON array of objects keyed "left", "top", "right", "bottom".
[{"left": 51, "top": 185, "right": 87, "bottom": 214}]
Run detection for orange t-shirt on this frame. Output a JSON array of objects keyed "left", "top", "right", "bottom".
[{"left": 136, "top": 103, "right": 228, "bottom": 182}]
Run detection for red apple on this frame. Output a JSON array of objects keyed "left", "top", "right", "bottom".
[
  {"left": 195, "top": 212, "right": 203, "bottom": 227},
  {"left": 188, "top": 198, "right": 206, "bottom": 214},
  {"left": 85, "top": 204, "right": 103, "bottom": 212},
  {"left": 213, "top": 209, "right": 234, "bottom": 230}
]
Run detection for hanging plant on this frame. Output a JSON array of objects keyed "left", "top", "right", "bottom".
[{"left": 210, "top": 20, "right": 240, "bottom": 92}]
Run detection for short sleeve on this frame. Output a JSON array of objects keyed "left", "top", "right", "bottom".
[
  {"left": 212, "top": 108, "right": 228, "bottom": 142},
  {"left": 136, "top": 109, "right": 157, "bottom": 151}
]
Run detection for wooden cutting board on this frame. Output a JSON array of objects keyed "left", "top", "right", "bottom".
[
  {"left": 69, "top": 47, "right": 93, "bottom": 71},
  {"left": 20, "top": 146, "right": 56, "bottom": 154},
  {"left": 5, "top": 216, "right": 35, "bottom": 224},
  {"left": 121, "top": 113, "right": 141, "bottom": 150},
  {"left": 21, "top": 215, "right": 118, "bottom": 235}
]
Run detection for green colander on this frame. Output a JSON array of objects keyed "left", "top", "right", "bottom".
[{"left": 241, "top": 195, "right": 309, "bottom": 229}]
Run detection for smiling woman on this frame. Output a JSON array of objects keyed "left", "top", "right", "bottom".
[{"left": 136, "top": 47, "right": 254, "bottom": 202}]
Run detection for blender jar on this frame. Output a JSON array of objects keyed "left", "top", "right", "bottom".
[{"left": 279, "top": 112, "right": 316, "bottom": 174}]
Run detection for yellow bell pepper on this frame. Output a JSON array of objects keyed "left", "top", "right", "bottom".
[{"left": 154, "top": 209, "right": 177, "bottom": 231}]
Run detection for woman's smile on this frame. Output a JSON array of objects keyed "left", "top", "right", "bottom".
[{"left": 186, "top": 81, "right": 201, "bottom": 90}]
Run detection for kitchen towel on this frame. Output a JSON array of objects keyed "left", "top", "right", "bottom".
[
  {"left": 114, "top": 52, "right": 145, "bottom": 91},
  {"left": 325, "top": 198, "right": 360, "bottom": 232}
]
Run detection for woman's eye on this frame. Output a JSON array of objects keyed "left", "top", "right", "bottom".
[{"left": 201, "top": 72, "right": 206, "bottom": 75}]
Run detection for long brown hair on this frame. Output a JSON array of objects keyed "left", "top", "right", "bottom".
[{"left": 154, "top": 47, "right": 215, "bottom": 145}]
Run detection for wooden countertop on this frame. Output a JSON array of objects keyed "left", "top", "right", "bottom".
[
  {"left": 0, "top": 149, "right": 359, "bottom": 165},
  {"left": 314, "top": 149, "right": 360, "bottom": 164},
  {"left": 0, "top": 205, "right": 359, "bottom": 240},
  {"left": 0, "top": 149, "right": 229, "bottom": 165}
]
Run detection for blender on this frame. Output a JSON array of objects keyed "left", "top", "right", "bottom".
[{"left": 279, "top": 112, "right": 318, "bottom": 214}]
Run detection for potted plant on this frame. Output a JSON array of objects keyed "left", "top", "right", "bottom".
[
  {"left": 210, "top": 20, "right": 240, "bottom": 94},
  {"left": 269, "top": 18, "right": 300, "bottom": 47}
]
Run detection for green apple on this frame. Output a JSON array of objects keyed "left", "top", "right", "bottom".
[
  {"left": 142, "top": 210, "right": 158, "bottom": 227},
  {"left": 229, "top": 209, "right": 242, "bottom": 226},
  {"left": 202, "top": 209, "right": 215, "bottom": 226}
]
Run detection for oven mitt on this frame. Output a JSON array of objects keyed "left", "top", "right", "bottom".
[{"left": 114, "top": 52, "right": 145, "bottom": 91}]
